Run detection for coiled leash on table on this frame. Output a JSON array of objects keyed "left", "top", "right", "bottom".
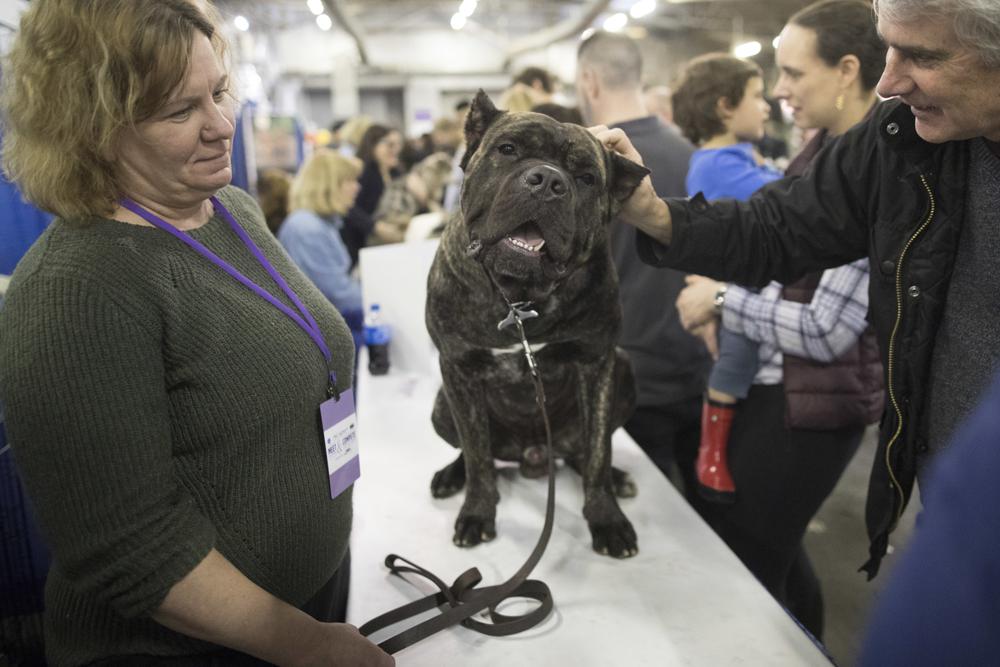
[{"left": 359, "top": 294, "right": 558, "bottom": 655}]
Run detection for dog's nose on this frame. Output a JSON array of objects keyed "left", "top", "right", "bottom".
[{"left": 523, "top": 165, "right": 568, "bottom": 201}]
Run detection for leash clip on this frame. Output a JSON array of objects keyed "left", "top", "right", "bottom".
[
  {"left": 497, "top": 301, "right": 538, "bottom": 332},
  {"left": 498, "top": 301, "right": 541, "bottom": 379}
]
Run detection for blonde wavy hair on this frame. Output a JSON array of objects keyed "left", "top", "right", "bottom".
[
  {"left": 500, "top": 84, "right": 537, "bottom": 113},
  {"left": 339, "top": 116, "right": 374, "bottom": 150},
  {"left": 0, "top": 0, "right": 227, "bottom": 221},
  {"left": 289, "top": 151, "right": 362, "bottom": 217}
]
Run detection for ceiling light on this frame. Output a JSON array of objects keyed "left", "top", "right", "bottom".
[
  {"left": 307, "top": 0, "right": 325, "bottom": 16},
  {"left": 734, "top": 40, "right": 762, "bottom": 58},
  {"left": 630, "top": 0, "right": 657, "bottom": 19},
  {"left": 316, "top": 13, "right": 333, "bottom": 31},
  {"left": 459, "top": 0, "right": 478, "bottom": 18},
  {"left": 233, "top": 15, "right": 249, "bottom": 32},
  {"left": 581, "top": 27, "right": 596, "bottom": 40},
  {"left": 603, "top": 12, "right": 628, "bottom": 32},
  {"left": 451, "top": 13, "right": 467, "bottom": 30}
]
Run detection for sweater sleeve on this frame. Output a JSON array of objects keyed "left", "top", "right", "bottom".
[
  {"left": 0, "top": 274, "right": 216, "bottom": 619},
  {"left": 721, "top": 259, "right": 870, "bottom": 362},
  {"left": 686, "top": 148, "right": 783, "bottom": 201},
  {"left": 278, "top": 214, "right": 363, "bottom": 313}
]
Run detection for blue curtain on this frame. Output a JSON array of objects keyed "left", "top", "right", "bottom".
[
  {"left": 230, "top": 102, "right": 253, "bottom": 193},
  {"left": 0, "top": 173, "right": 51, "bottom": 275},
  {"left": 1, "top": 130, "right": 51, "bottom": 660}
]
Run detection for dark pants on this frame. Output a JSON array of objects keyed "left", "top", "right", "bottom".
[
  {"left": 87, "top": 550, "right": 351, "bottom": 667},
  {"left": 624, "top": 396, "right": 703, "bottom": 505},
  {"left": 699, "top": 384, "right": 864, "bottom": 639}
]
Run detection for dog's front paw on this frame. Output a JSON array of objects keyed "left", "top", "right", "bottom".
[
  {"left": 588, "top": 518, "right": 638, "bottom": 558},
  {"left": 453, "top": 512, "right": 497, "bottom": 547}
]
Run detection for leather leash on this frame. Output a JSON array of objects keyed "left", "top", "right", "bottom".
[{"left": 359, "top": 299, "right": 557, "bottom": 654}]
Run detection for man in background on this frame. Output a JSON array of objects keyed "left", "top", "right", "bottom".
[{"left": 576, "top": 31, "right": 710, "bottom": 499}]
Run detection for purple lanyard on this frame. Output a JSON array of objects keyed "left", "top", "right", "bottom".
[{"left": 120, "top": 196, "right": 339, "bottom": 397}]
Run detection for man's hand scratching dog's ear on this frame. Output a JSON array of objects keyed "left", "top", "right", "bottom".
[{"left": 589, "top": 125, "right": 669, "bottom": 241}]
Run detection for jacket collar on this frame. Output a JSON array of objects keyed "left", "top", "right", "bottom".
[{"left": 878, "top": 101, "right": 939, "bottom": 168}]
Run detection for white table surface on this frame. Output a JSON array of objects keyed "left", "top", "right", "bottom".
[{"left": 347, "top": 368, "right": 831, "bottom": 666}]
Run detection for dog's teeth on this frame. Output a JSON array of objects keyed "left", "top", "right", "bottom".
[{"left": 507, "top": 236, "right": 544, "bottom": 252}]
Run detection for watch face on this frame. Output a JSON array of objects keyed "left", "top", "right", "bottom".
[{"left": 713, "top": 285, "right": 726, "bottom": 310}]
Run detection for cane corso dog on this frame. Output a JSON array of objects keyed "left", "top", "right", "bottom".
[{"left": 425, "top": 91, "right": 649, "bottom": 558}]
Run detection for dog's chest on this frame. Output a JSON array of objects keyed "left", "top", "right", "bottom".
[
  {"left": 474, "top": 343, "right": 578, "bottom": 411},
  {"left": 489, "top": 341, "right": 548, "bottom": 357}
]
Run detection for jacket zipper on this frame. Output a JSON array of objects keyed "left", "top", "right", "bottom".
[{"left": 884, "top": 173, "right": 936, "bottom": 525}]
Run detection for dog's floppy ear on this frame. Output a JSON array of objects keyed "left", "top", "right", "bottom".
[
  {"left": 460, "top": 89, "right": 505, "bottom": 172},
  {"left": 608, "top": 152, "right": 650, "bottom": 206}
]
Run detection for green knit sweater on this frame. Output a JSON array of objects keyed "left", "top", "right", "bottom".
[{"left": 0, "top": 186, "right": 355, "bottom": 665}]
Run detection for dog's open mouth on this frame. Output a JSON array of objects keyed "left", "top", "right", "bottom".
[{"left": 502, "top": 222, "right": 546, "bottom": 256}]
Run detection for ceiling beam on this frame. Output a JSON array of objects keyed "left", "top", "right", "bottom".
[
  {"left": 501, "top": 0, "right": 612, "bottom": 70},
  {"left": 321, "top": 0, "right": 370, "bottom": 65}
]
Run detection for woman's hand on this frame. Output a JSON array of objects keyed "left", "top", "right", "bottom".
[
  {"left": 588, "top": 126, "right": 673, "bottom": 244},
  {"left": 153, "top": 549, "right": 394, "bottom": 666},
  {"left": 675, "top": 275, "right": 723, "bottom": 332},
  {"left": 295, "top": 623, "right": 394, "bottom": 667}
]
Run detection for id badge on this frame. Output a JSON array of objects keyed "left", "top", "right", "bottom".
[{"left": 320, "top": 389, "right": 360, "bottom": 499}]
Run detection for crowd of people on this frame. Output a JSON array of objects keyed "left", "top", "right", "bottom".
[{"left": 1, "top": 0, "right": 998, "bottom": 663}]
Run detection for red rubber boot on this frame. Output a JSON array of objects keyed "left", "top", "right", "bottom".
[{"left": 696, "top": 399, "right": 737, "bottom": 503}]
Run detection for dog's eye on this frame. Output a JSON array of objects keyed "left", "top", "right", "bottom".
[
  {"left": 577, "top": 173, "right": 596, "bottom": 186},
  {"left": 497, "top": 143, "right": 516, "bottom": 156}
]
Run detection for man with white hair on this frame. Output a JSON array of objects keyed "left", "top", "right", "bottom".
[
  {"left": 576, "top": 31, "right": 711, "bottom": 505},
  {"left": 597, "top": 0, "right": 1000, "bottom": 577}
]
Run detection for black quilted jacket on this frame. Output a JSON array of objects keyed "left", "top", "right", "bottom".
[{"left": 638, "top": 99, "right": 973, "bottom": 578}]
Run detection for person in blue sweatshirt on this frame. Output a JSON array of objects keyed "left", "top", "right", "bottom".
[{"left": 671, "top": 53, "right": 781, "bottom": 501}]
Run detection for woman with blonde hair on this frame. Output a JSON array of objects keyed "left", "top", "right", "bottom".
[
  {"left": 336, "top": 115, "right": 373, "bottom": 158},
  {"left": 0, "top": 1, "right": 391, "bottom": 664},
  {"left": 279, "top": 151, "right": 365, "bottom": 349}
]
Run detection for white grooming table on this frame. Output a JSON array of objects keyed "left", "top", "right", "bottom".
[
  {"left": 346, "top": 366, "right": 831, "bottom": 666},
  {"left": 351, "top": 241, "right": 829, "bottom": 665}
]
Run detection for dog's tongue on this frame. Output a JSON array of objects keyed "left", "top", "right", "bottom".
[{"left": 510, "top": 222, "right": 543, "bottom": 244}]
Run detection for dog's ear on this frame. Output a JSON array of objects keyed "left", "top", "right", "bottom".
[
  {"left": 608, "top": 152, "right": 650, "bottom": 206},
  {"left": 460, "top": 89, "right": 505, "bottom": 172}
]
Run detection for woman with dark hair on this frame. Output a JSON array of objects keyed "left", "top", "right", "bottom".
[
  {"left": 340, "top": 124, "right": 404, "bottom": 263},
  {"left": 354, "top": 124, "right": 403, "bottom": 217},
  {"left": 674, "top": 0, "right": 886, "bottom": 639}
]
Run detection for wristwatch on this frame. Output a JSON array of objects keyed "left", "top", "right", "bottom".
[{"left": 713, "top": 284, "right": 728, "bottom": 314}]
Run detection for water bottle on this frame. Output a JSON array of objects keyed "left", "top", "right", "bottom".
[{"left": 364, "top": 303, "right": 391, "bottom": 375}]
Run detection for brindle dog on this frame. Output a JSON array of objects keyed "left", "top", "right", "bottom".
[{"left": 425, "top": 91, "right": 648, "bottom": 558}]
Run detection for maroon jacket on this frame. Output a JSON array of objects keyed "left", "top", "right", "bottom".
[{"left": 780, "top": 128, "right": 884, "bottom": 431}]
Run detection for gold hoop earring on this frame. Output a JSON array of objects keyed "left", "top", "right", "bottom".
[{"left": 835, "top": 94, "right": 845, "bottom": 111}]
